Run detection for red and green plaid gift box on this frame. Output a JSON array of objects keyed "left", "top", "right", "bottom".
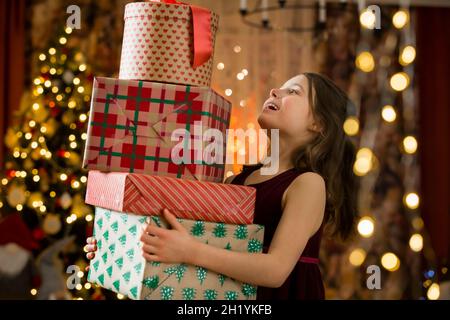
[{"left": 82, "top": 77, "right": 231, "bottom": 182}]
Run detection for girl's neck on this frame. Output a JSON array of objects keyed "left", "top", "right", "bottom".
[{"left": 262, "top": 137, "right": 298, "bottom": 173}]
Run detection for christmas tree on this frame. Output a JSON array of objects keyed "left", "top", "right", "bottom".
[{"left": 0, "top": 26, "right": 96, "bottom": 299}]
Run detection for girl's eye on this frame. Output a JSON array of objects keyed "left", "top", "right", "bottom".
[{"left": 288, "top": 89, "right": 299, "bottom": 95}]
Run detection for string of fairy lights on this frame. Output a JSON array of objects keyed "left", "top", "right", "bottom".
[{"left": 342, "top": 6, "right": 442, "bottom": 299}]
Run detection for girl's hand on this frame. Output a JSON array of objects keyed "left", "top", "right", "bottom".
[
  {"left": 140, "top": 208, "right": 196, "bottom": 264},
  {"left": 84, "top": 237, "right": 97, "bottom": 271}
]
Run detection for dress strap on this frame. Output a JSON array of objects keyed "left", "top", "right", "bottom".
[{"left": 299, "top": 256, "right": 320, "bottom": 264}]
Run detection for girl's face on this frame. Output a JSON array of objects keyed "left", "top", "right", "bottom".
[{"left": 258, "top": 74, "right": 320, "bottom": 142}]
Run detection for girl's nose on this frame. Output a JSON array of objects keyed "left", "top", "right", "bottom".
[{"left": 270, "top": 88, "right": 280, "bottom": 98}]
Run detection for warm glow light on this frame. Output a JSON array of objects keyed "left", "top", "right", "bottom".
[
  {"left": 75, "top": 284, "right": 82, "bottom": 291},
  {"left": 353, "top": 157, "right": 372, "bottom": 176},
  {"left": 233, "top": 45, "right": 242, "bottom": 53},
  {"left": 73, "top": 77, "right": 81, "bottom": 85},
  {"left": 360, "top": 9, "right": 376, "bottom": 29},
  {"left": 225, "top": 89, "right": 233, "bottom": 96},
  {"left": 349, "top": 248, "right": 366, "bottom": 267},
  {"left": 356, "top": 51, "right": 375, "bottom": 72},
  {"left": 81, "top": 133, "right": 87, "bottom": 140},
  {"left": 85, "top": 214, "right": 93, "bottom": 222},
  {"left": 390, "top": 72, "right": 410, "bottom": 91},
  {"left": 32, "top": 103, "right": 40, "bottom": 111},
  {"left": 30, "top": 289, "right": 37, "bottom": 296},
  {"left": 84, "top": 283, "right": 92, "bottom": 290},
  {"left": 50, "top": 68, "right": 56, "bottom": 75},
  {"left": 17, "top": 204, "right": 23, "bottom": 211},
  {"left": 237, "top": 73, "right": 245, "bottom": 80},
  {"left": 404, "top": 192, "right": 420, "bottom": 209},
  {"left": 60, "top": 173, "right": 68, "bottom": 181},
  {"left": 50, "top": 191, "right": 56, "bottom": 198},
  {"left": 400, "top": 46, "right": 416, "bottom": 66},
  {"left": 79, "top": 64, "right": 87, "bottom": 72},
  {"left": 59, "top": 37, "right": 67, "bottom": 45},
  {"left": 343, "top": 117, "right": 359, "bottom": 136},
  {"left": 403, "top": 136, "right": 418, "bottom": 154},
  {"left": 72, "top": 181, "right": 80, "bottom": 189},
  {"left": 412, "top": 217, "right": 424, "bottom": 231},
  {"left": 409, "top": 233, "right": 423, "bottom": 252},
  {"left": 52, "top": 86, "right": 59, "bottom": 93},
  {"left": 68, "top": 100, "right": 76, "bottom": 109},
  {"left": 80, "top": 176, "right": 87, "bottom": 183},
  {"left": 117, "top": 293, "right": 125, "bottom": 300},
  {"left": 49, "top": 48, "right": 56, "bottom": 55},
  {"left": 239, "top": 100, "right": 246, "bottom": 107},
  {"left": 39, "top": 54, "right": 46, "bottom": 61},
  {"left": 65, "top": 27, "right": 73, "bottom": 34},
  {"left": 79, "top": 114, "right": 87, "bottom": 122},
  {"left": 217, "top": 62, "right": 225, "bottom": 70},
  {"left": 242, "top": 69, "right": 249, "bottom": 76},
  {"left": 33, "top": 175, "right": 40, "bottom": 182},
  {"left": 381, "top": 252, "right": 400, "bottom": 271},
  {"left": 77, "top": 86, "right": 85, "bottom": 93},
  {"left": 358, "top": 216, "right": 375, "bottom": 238},
  {"left": 382, "top": 105, "right": 397, "bottom": 122},
  {"left": 393, "top": 10, "right": 409, "bottom": 29},
  {"left": 427, "top": 283, "right": 440, "bottom": 300}
]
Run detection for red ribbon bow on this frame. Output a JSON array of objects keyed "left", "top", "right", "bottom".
[{"left": 149, "top": 0, "right": 213, "bottom": 68}]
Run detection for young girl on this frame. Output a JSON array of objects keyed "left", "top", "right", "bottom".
[{"left": 85, "top": 72, "right": 357, "bottom": 300}]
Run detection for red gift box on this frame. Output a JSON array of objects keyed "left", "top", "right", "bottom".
[
  {"left": 82, "top": 77, "right": 231, "bottom": 182},
  {"left": 85, "top": 170, "right": 256, "bottom": 225}
]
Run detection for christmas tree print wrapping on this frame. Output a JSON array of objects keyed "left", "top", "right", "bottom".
[
  {"left": 85, "top": 170, "right": 256, "bottom": 225},
  {"left": 82, "top": 77, "right": 231, "bottom": 182},
  {"left": 119, "top": 1, "right": 219, "bottom": 87},
  {"left": 87, "top": 207, "right": 265, "bottom": 300}
]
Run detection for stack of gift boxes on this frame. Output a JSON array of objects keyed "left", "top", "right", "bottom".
[{"left": 82, "top": 0, "right": 264, "bottom": 300}]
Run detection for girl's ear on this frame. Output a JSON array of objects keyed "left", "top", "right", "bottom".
[{"left": 310, "top": 120, "right": 324, "bottom": 134}]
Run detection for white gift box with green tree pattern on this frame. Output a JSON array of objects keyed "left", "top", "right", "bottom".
[{"left": 87, "top": 207, "right": 265, "bottom": 300}]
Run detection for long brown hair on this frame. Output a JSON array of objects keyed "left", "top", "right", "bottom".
[{"left": 296, "top": 72, "right": 358, "bottom": 241}]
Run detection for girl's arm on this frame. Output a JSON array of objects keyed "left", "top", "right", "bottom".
[{"left": 141, "top": 172, "right": 326, "bottom": 288}]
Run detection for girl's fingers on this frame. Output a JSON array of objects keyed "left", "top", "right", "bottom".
[
  {"left": 142, "top": 244, "right": 157, "bottom": 255},
  {"left": 85, "top": 244, "right": 97, "bottom": 252},
  {"left": 143, "top": 252, "right": 161, "bottom": 262},
  {"left": 85, "top": 265, "right": 90, "bottom": 272},
  {"left": 87, "top": 237, "right": 96, "bottom": 245},
  {"left": 87, "top": 252, "right": 95, "bottom": 260},
  {"left": 140, "top": 232, "right": 161, "bottom": 246}
]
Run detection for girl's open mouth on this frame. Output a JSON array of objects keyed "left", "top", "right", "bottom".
[{"left": 264, "top": 101, "right": 280, "bottom": 111}]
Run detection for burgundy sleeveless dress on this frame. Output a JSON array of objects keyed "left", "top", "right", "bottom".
[{"left": 230, "top": 165, "right": 325, "bottom": 300}]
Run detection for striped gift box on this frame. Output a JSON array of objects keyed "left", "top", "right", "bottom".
[
  {"left": 82, "top": 77, "right": 232, "bottom": 182},
  {"left": 85, "top": 170, "right": 256, "bottom": 224}
]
